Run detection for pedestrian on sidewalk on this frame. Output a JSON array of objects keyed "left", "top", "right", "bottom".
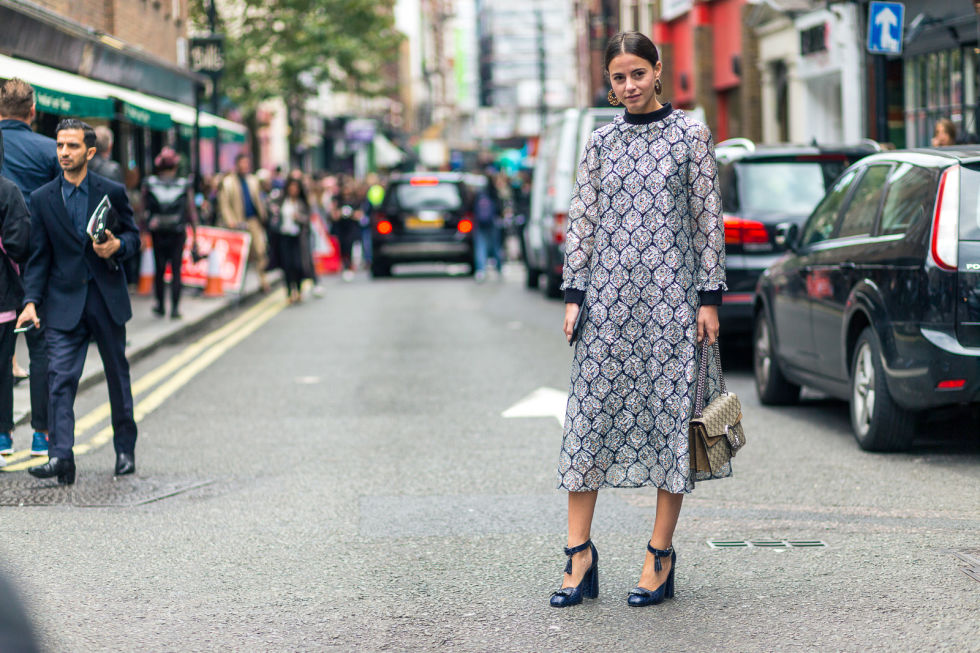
[
  {"left": 0, "top": 77, "right": 58, "bottom": 457},
  {"left": 0, "top": 131, "right": 32, "bottom": 459},
  {"left": 89, "top": 126, "right": 124, "bottom": 185},
  {"left": 218, "top": 154, "right": 270, "bottom": 292},
  {"left": 143, "top": 147, "right": 197, "bottom": 319},
  {"left": 270, "top": 176, "right": 312, "bottom": 303},
  {"left": 17, "top": 119, "right": 141, "bottom": 484},
  {"left": 551, "top": 32, "right": 727, "bottom": 609}
]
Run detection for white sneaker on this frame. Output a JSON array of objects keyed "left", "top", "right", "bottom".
[
  {"left": 342, "top": 270, "right": 355, "bottom": 282},
  {"left": 312, "top": 285, "right": 326, "bottom": 298},
  {"left": 474, "top": 271, "right": 486, "bottom": 283}
]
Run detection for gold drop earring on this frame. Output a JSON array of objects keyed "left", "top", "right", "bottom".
[{"left": 607, "top": 90, "right": 620, "bottom": 106}]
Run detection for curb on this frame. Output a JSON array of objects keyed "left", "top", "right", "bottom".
[{"left": 13, "top": 273, "right": 282, "bottom": 427}]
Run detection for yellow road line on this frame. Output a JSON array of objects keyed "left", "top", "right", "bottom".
[{"left": 1, "top": 294, "right": 286, "bottom": 471}]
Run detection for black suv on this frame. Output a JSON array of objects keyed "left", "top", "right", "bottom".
[
  {"left": 715, "top": 139, "right": 879, "bottom": 337},
  {"left": 753, "top": 148, "right": 980, "bottom": 451},
  {"left": 370, "top": 173, "right": 475, "bottom": 277}
]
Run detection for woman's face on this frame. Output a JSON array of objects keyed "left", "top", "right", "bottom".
[
  {"left": 287, "top": 181, "right": 301, "bottom": 198},
  {"left": 608, "top": 53, "right": 663, "bottom": 114},
  {"left": 932, "top": 125, "right": 954, "bottom": 147}
]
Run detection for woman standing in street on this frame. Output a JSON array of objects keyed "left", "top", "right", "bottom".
[
  {"left": 551, "top": 32, "right": 728, "bottom": 608},
  {"left": 273, "top": 176, "right": 312, "bottom": 304}
]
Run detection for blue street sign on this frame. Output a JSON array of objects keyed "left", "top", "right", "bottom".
[{"left": 868, "top": 1, "right": 905, "bottom": 55}]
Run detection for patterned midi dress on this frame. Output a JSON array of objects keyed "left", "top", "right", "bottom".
[{"left": 557, "top": 104, "right": 729, "bottom": 494}]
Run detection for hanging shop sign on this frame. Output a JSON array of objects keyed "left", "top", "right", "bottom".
[{"left": 189, "top": 35, "right": 225, "bottom": 77}]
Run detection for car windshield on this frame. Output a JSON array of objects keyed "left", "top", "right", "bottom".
[
  {"left": 394, "top": 182, "right": 462, "bottom": 211},
  {"left": 959, "top": 165, "right": 980, "bottom": 240},
  {"left": 736, "top": 161, "right": 832, "bottom": 216}
]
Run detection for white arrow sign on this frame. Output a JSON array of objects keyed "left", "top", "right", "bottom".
[
  {"left": 502, "top": 387, "right": 568, "bottom": 427},
  {"left": 875, "top": 8, "right": 899, "bottom": 52}
]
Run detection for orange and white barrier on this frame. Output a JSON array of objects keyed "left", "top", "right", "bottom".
[{"left": 137, "top": 240, "right": 154, "bottom": 295}]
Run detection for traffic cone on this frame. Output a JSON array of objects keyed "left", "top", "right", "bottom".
[
  {"left": 203, "top": 247, "right": 225, "bottom": 297},
  {"left": 137, "top": 244, "right": 154, "bottom": 295}
]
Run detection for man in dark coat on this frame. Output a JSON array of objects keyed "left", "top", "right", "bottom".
[
  {"left": 88, "top": 126, "right": 124, "bottom": 185},
  {"left": 17, "top": 119, "right": 140, "bottom": 484},
  {"left": 0, "top": 131, "right": 32, "bottom": 461},
  {"left": 0, "top": 77, "right": 58, "bottom": 457}
]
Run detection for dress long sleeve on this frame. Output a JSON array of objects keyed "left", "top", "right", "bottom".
[
  {"left": 686, "top": 124, "right": 727, "bottom": 298},
  {"left": 561, "top": 132, "right": 602, "bottom": 296}
]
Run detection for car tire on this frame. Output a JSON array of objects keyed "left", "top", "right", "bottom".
[
  {"left": 370, "top": 258, "right": 392, "bottom": 278},
  {"left": 849, "top": 327, "right": 916, "bottom": 452},
  {"left": 525, "top": 266, "right": 540, "bottom": 288},
  {"left": 753, "top": 310, "right": 801, "bottom": 405},
  {"left": 544, "top": 271, "right": 562, "bottom": 298}
]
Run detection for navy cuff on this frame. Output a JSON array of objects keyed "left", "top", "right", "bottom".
[
  {"left": 699, "top": 289, "right": 723, "bottom": 306},
  {"left": 564, "top": 289, "right": 585, "bottom": 305}
]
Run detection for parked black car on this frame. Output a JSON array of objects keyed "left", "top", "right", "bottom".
[
  {"left": 370, "top": 172, "right": 475, "bottom": 277},
  {"left": 753, "top": 148, "right": 980, "bottom": 451},
  {"left": 715, "top": 139, "right": 879, "bottom": 338}
]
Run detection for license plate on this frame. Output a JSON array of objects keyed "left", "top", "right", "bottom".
[{"left": 406, "top": 215, "right": 444, "bottom": 229}]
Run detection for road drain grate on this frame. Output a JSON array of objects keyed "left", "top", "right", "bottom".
[
  {"left": 948, "top": 550, "right": 980, "bottom": 583},
  {"left": 0, "top": 475, "right": 215, "bottom": 507},
  {"left": 708, "top": 540, "right": 827, "bottom": 549}
]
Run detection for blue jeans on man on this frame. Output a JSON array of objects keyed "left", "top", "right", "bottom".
[{"left": 474, "top": 221, "right": 502, "bottom": 276}]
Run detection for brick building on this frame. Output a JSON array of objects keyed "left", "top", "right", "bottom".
[
  {"left": 0, "top": 0, "right": 244, "bottom": 179},
  {"left": 25, "top": 0, "right": 188, "bottom": 65}
]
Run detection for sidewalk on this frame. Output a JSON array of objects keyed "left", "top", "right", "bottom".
[{"left": 11, "top": 270, "right": 280, "bottom": 430}]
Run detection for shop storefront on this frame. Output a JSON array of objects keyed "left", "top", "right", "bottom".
[{"left": 1, "top": 53, "right": 246, "bottom": 182}]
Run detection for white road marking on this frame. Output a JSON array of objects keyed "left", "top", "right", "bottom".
[{"left": 502, "top": 386, "right": 567, "bottom": 427}]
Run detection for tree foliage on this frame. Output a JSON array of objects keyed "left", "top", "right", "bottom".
[{"left": 189, "top": 0, "right": 401, "bottom": 156}]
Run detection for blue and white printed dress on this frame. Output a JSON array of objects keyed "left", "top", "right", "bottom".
[{"left": 558, "top": 104, "right": 729, "bottom": 494}]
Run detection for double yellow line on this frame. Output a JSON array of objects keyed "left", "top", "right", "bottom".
[{"left": 1, "top": 291, "right": 286, "bottom": 472}]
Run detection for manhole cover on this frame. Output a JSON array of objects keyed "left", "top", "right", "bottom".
[
  {"left": 947, "top": 550, "right": 980, "bottom": 583},
  {"left": 707, "top": 539, "right": 827, "bottom": 549},
  {"left": 0, "top": 474, "right": 214, "bottom": 507}
]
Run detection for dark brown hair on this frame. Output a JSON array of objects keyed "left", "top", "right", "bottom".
[
  {"left": 0, "top": 78, "right": 35, "bottom": 119},
  {"left": 604, "top": 32, "right": 660, "bottom": 80},
  {"left": 935, "top": 118, "right": 956, "bottom": 141}
]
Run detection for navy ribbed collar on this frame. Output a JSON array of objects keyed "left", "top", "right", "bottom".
[{"left": 624, "top": 102, "right": 673, "bottom": 125}]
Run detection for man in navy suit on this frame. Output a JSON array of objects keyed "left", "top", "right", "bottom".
[{"left": 16, "top": 119, "right": 140, "bottom": 484}]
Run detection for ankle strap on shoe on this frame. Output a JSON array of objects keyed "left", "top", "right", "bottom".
[
  {"left": 563, "top": 539, "right": 592, "bottom": 574},
  {"left": 646, "top": 542, "right": 674, "bottom": 572}
]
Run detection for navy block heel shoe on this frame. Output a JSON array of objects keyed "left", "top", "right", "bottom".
[
  {"left": 549, "top": 539, "right": 598, "bottom": 607},
  {"left": 627, "top": 542, "right": 675, "bottom": 607}
]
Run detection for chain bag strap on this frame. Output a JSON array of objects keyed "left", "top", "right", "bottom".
[{"left": 689, "top": 339, "right": 746, "bottom": 476}]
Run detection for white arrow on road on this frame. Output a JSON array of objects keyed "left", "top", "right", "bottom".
[
  {"left": 875, "top": 7, "right": 899, "bottom": 52},
  {"left": 502, "top": 386, "right": 568, "bottom": 427}
]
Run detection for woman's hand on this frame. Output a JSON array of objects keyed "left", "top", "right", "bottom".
[
  {"left": 563, "top": 303, "right": 580, "bottom": 343},
  {"left": 697, "top": 305, "right": 720, "bottom": 345}
]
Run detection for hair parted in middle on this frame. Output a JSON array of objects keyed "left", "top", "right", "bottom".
[
  {"left": 55, "top": 118, "right": 97, "bottom": 149},
  {"left": 603, "top": 31, "right": 661, "bottom": 80}
]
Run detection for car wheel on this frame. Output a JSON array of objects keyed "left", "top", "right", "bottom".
[
  {"left": 370, "top": 259, "right": 392, "bottom": 278},
  {"left": 849, "top": 328, "right": 916, "bottom": 452},
  {"left": 544, "top": 271, "right": 562, "bottom": 298},
  {"left": 753, "top": 311, "right": 801, "bottom": 405},
  {"left": 525, "top": 266, "right": 540, "bottom": 288}
]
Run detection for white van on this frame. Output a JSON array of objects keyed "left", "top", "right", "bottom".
[{"left": 524, "top": 107, "right": 620, "bottom": 297}]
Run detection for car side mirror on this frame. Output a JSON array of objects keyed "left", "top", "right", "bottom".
[{"left": 774, "top": 222, "right": 799, "bottom": 251}]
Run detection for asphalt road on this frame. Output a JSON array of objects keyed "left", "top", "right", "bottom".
[{"left": 1, "top": 264, "right": 978, "bottom": 652}]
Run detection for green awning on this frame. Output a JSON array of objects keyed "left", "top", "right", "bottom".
[
  {"left": 219, "top": 128, "right": 246, "bottom": 144},
  {"left": 122, "top": 102, "right": 173, "bottom": 130},
  {"left": 178, "top": 123, "right": 219, "bottom": 140},
  {"left": 32, "top": 85, "right": 114, "bottom": 119}
]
